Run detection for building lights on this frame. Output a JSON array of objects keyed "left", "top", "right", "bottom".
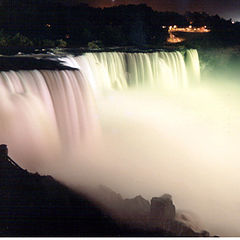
[{"left": 168, "top": 25, "right": 211, "bottom": 34}]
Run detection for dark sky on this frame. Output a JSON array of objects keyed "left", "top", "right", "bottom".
[{"left": 75, "top": 0, "right": 240, "bottom": 21}]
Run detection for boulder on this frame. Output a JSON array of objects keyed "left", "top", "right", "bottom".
[
  {"left": 124, "top": 195, "right": 150, "bottom": 215},
  {"left": 150, "top": 194, "right": 176, "bottom": 225}
]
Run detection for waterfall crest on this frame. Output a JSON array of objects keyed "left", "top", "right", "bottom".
[{"left": 70, "top": 50, "right": 200, "bottom": 92}]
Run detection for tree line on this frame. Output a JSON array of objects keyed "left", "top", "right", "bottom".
[{"left": 0, "top": 0, "right": 239, "bottom": 48}]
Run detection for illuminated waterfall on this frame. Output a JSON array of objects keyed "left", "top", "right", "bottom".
[
  {"left": 69, "top": 49, "right": 199, "bottom": 91},
  {"left": 0, "top": 49, "right": 200, "bottom": 168},
  {"left": 72, "top": 52, "right": 128, "bottom": 92},
  {"left": 185, "top": 49, "right": 201, "bottom": 85},
  {"left": 3, "top": 49, "right": 240, "bottom": 237},
  {"left": 0, "top": 69, "right": 99, "bottom": 169},
  {"left": 126, "top": 51, "right": 188, "bottom": 89}
]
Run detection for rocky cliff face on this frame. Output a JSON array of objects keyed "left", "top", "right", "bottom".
[
  {"left": 0, "top": 145, "right": 210, "bottom": 237},
  {"left": 149, "top": 195, "right": 209, "bottom": 236},
  {"left": 0, "top": 151, "right": 120, "bottom": 236},
  {"left": 89, "top": 186, "right": 210, "bottom": 237},
  {"left": 150, "top": 194, "right": 176, "bottom": 224}
]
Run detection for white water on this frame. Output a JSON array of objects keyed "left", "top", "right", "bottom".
[
  {"left": 0, "top": 69, "right": 99, "bottom": 170},
  {"left": 185, "top": 49, "right": 200, "bottom": 85},
  {"left": 71, "top": 50, "right": 193, "bottom": 91},
  {"left": 0, "top": 49, "right": 239, "bottom": 236}
]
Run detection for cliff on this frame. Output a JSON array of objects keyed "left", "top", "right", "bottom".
[
  {"left": 0, "top": 145, "right": 121, "bottom": 236},
  {"left": 0, "top": 145, "right": 210, "bottom": 237},
  {"left": 90, "top": 185, "right": 210, "bottom": 237}
]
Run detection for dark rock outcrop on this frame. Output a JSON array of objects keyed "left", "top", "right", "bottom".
[
  {"left": 91, "top": 186, "right": 210, "bottom": 237},
  {"left": 124, "top": 195, "right": 150, "bottom": 215},
  {"left": 0, "top": 145, "right": 172, "bottom": 237},
  {"left": 0, "top": 145, "right": 210, "bottom": 237},
  {"left": 0, "top": 150, "right": 120, "bottom": 236},
  {"left": 0, "top": 56, "right": 78, "bottom": 71},
  {"left": 150, "top": 194, "right": 176, "bottom": 224},
  {"left": 149, "top": 194, "right": 209, "bottom": 237}
]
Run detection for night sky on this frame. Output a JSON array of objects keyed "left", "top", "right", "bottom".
[{"left": 75, "top": 0, "right": 240, "bottom": 21}]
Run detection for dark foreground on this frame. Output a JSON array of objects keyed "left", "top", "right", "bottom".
[{"left": 0, "top": 145, "right": 210, "bottom": 237}]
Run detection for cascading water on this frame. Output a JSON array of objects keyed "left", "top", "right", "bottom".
[
  {"left": 185, "top": 49, "right": 200, "bottom": 85},
  {"left": 0, "top": 69, "right": 99, "bottom": 170},
  {"left": 70, "top": 49, "right": 198, "bottom": 92},
  {"left": 0, "top": 50, "right": 197, "bottom": 166},
  {"left": 0, "top": 49, "right": 200, "bottom": 182},
  {"left": 4, "top": 49, "right": 240, "bottom": 236}
]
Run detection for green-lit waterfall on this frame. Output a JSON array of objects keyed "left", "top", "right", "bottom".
[{"left": 70, "top": 49, "right": 200, "bottom": 91}]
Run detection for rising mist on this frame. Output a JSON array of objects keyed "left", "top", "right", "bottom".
[{"left": 1, "top": 49, "right": 240, "bottom": 236}]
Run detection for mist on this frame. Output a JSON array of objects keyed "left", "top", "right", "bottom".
[
  {"left": 1, "top": 50, "right": 240, "bottom": 236},
  {"left": 95, "top": 85, "right": 240, "bottom": 236},
  {"left": 41, "top": 81, "right": 240, "bottom": 237}
]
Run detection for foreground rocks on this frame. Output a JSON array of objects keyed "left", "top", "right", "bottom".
[
  {"left": 89, "top": 185, "right": 210, "bottom": 237},
  {"left": 0, "top": 145, "right": 209, "bottom": 237},
  {"left": 150, "top": 194, "right": 176, "bottom": 224},
  {"left": 0, "top": 148, "right": 120, "bottom": 236}
]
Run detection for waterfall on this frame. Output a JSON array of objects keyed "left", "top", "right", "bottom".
[
  {"left": 185, "top": 49, "right": 201, "bottom": 86},
  {"left": 0, "top": 49, "right": 200, "bottom": 169},
  {"left": 0, "top": 69, "right": 99, "bottom": 169},
  {"left": 3, "top": 49, "right": 240, "bottom": 237},
  {"left": 69, "top": 50, "right": 199, "bottom": 92}
]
